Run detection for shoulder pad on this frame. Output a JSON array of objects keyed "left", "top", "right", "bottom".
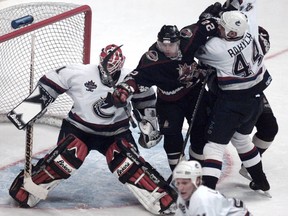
[{"left": 145, "top": 50, "right": 159, "bottom": 62}]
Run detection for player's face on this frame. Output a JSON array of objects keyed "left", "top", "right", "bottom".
[
  {"left": 175, "top": 178, "right": 196, "bottom": 201},
  {"left": 157, "top": 41, "right": 180, "bottom": 58},
  {"left": 218, "top": 24, "right": 237, "bottom": 40},
  {"left": 218, "top": 24, "right": 226, "bottom": 38}
]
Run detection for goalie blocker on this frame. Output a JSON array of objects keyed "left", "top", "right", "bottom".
[
  {"left": 7, "top": 84, "right": 55, "bottom": 129},
  {"left": 9, "top": 134, "right": 176, "bottom": 214}
]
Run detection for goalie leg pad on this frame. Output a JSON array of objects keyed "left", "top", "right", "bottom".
[
  {"left": 106, "top": 139, "right": 177, "bottom": 214},
  {"left": 9, "top": 134, "right": 88, "bottom": 207}
]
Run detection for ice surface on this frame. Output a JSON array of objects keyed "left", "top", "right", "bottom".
[{"left": 1, "top": 0, "right": 288, "bottom": 215}]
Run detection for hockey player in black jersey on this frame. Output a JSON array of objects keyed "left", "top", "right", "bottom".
[{"left": 112, "top": 18, "right": 219, "bottom": 171}]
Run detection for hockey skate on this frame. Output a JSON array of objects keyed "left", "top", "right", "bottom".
[{"left": 249, "top": 175, "right": 272, "bottom": 198}]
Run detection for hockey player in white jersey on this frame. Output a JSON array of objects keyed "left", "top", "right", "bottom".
[
  {"left": 195, "top": 0, "right": 271, "bottom": 193},
  {"left": 173, "top": 160, "right": 252, "bottom": 216},
  {"left": 221, "top": 1, "right": 279, "bottom": 182},
  {"left": 8, "top": 44, "right": 176, "bottom": 215}
]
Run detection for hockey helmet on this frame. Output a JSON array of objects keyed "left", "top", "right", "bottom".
[
  {"left": 157, "top": 25, "right": 180, "bottom": 43},
  {"left": 172, "top": 160, "right": 202, "bottom": 186},
  {"left": 99, "top": 44, "right": 125, "bottom": 86},
  {"left": 219, "top": 11, "right": 248, "bottom": 39}
]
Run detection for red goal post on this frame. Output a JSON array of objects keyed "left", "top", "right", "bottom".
[{"left": 0, "top": 2, "right": 92, "bottom": 127}]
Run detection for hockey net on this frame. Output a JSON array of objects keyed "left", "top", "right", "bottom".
[{"left": 0, "top": 2, "right": 91, "bottom": 127}]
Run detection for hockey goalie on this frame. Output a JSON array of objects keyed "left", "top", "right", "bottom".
[{"left": 8, "top": 44, "right": 176, "bottom": 214}]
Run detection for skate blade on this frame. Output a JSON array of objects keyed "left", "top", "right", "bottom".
[{"left": 254, "top": 189, "right": 272, "bottom": 198}]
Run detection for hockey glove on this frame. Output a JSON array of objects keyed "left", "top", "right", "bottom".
[
  {"left": 133, "top": 108, "right": 162, "bottom": 149},
  {"left": 223, "top": 0, "right": 240, "bottom": 11},
  {"left": 259, "top": 26, "right": 270, "bottom": 55},
  {"left": 199, "top": 2, "right": 223, "bottom": 20},
  {"left": 112, "top": 83, "right": 134, "bottom": 108}
]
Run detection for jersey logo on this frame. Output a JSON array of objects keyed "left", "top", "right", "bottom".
[
  {"left": 146, "top": 50, "right": 158, "bottom": 62},
  {"left": 93, "top": 94, "right": 115, "bottom": 119},
  {"left": 84, "top": 80, "right": 97, "bottom": 92},
  {"left": 180, "top": 28, "right": 193, "bottom": 38}
]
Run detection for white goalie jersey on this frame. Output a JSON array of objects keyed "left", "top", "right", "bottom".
[{"left": 39, "top": 63, "right": 155, "bottom": 136}]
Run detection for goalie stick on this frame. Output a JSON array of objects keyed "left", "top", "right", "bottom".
[
  {"left": 167, "top": 69, "right": 213, "bottom": 184},
  {"left": 20, "top": 35, "right": 48, "bottom": 199},
  {"left": 102, "top": 44, "right": 137, "bottom": 128}
]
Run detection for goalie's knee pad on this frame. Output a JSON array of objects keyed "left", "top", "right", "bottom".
[
  {"left": 106, "top": 139, "right": 177, "bottom": 215},
  {"left": 9, "top": 134, "right": 88, "bottom": 207}
]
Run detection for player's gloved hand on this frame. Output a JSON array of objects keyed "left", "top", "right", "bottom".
[
  {"left": 258, "top": 26, "right": 270, "bottom": 55},
  {"left": 223, "top": 0, "right": 240, "bottom": 11},
  {"left": 194, "top": 65, "right": 216, "bottom": 82},
  {"left": 112, "top": 83, "right": 134, "bottom": 107},
  {"left": 199, "top": 2, "right": 223, "bottom": 20}
]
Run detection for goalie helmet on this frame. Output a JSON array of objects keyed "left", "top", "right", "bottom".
[
  {"left": 172, "top": 160, "right": 202, "bottom": 186},
  {"left": 218, "top": 11, "right": 248, "bottom": 39},
  {"left": 99, "top": 44, "right": 126, "bottom": 86}
]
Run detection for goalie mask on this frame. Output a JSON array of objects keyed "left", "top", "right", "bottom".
[{"left": 99, "top": 44, "right": 126, "bottom": 87}]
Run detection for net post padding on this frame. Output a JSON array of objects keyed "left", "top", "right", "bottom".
[{"left": 0, "top": 2, "right": 92, "bottom": 128}]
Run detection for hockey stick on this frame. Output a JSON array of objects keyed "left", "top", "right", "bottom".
[
  {"left": 23, "top": 34, "right": 48, "bottom": 199},
  {"left": 167, "top": 70, "right": 212, "bottom": 184},
  {"left": 102, "top": 44, "right": 137, "bottom": 128}
]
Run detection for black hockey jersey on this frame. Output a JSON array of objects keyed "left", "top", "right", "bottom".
[{"left": 122, "top": 19, "right": 218, "bottom": 102}]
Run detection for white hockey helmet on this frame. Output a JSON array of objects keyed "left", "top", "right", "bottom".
[
  {"left": 219, "top": 11, "right": 248, "bottom": 39},
  {"left": 172, "top": 160, "right": 202, "bottom": 186}
]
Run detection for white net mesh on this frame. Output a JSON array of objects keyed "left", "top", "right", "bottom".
[{"left": 0, "top": 2, "right": 91, "bottom": 126}]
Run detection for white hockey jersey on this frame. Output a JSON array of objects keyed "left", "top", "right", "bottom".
[
  {"left": 38, "top": 63, "right": 155, "bottom": 136},
  {"left": 195, "top": 0, "right": 272, "bottom": 93},
  {"left": 175, "top": 185, "right": 250, "bottom": 216}
]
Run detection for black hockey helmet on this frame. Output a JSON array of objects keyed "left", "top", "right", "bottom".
[{"left": 157, "top": 25, "right": 180, "bottom": 43}]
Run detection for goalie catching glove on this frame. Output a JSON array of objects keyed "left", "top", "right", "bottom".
[{"left": 133, "top": 108, "right": 163, "bottom": 148}]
